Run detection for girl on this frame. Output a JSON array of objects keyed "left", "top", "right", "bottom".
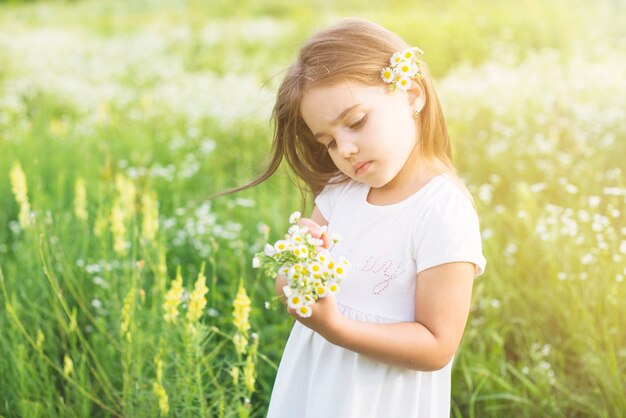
[{"left": 223, "top": 17, "right": 486, "bottom": 418}]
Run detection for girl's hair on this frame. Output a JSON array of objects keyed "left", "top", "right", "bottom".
[{"left": 213, "top": 18, "right": 464, "bottom": 207}]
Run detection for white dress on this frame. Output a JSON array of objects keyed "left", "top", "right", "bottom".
[{"left": 266, "top": 174, "right": 487, "bottom": 418}]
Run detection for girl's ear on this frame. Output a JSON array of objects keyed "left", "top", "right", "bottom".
[{"left": 407, "top": 81, "right": 426, "bottom": 113}]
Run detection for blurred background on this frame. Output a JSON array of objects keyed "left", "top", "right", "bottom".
[{"left": 0, "top": 0, "right": 624, "bottom": 416}]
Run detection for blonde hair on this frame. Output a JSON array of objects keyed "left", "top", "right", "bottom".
[{"left": 214, "top": 18, "right": 470, "bottom": 208}]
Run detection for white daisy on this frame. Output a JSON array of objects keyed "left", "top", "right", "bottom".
[
  {"left": 396, "top": 61, "right": 417, "bottom": 76},
  {"left": 296, "top": 304, "right": 312, "bottom": 318},
  {"left": 292, "top": 244, "right": 309, "bottom": 259},
  {"left": 390, "top": 52, "right": 403, "bottom": 66},
  {"left": 316, "top": 250, "right": 331, "bottom": 263},
  {"left": 289, "top": 211, "right": 301, "bottom": 224},
  {"left": 380, "top": 67, "right": 395, "bottom": 83},
  {"left": 334, "top": 264, "right": 347, "bottom": 278},
  {"left": 288, "top": 225, "right": 299, "bottom": 235},
  {"left": 290, "top": 232, "right": 305, "bottom": 245},
  {"left": 309, "top": 261, "right": 325, "bottom": 279},
  {"left": 401, "top": 48, "right": 415, "bottom": 60},
  {"left": 279, "top": 265, "right": 290, "bottom": 276},
  {"left": 288, "top": 265, "right": 303, "bottom": 281},
  {"left": 287, "top": 292, "right": 304, "bottom": 309},
  {"left": 274, "top": 239, "right": 289, "bottom": 253},
  {"left": 264, "top": 243, "right": 276, "bottom": 256},
  {"left": 315, "top": 284, "right": 327, "bottom": 298},
  {"left": 395, "top": 76, "right": 412, "bottom": 90},
  {"left": 328, "top": 282, "right": 341, "bottom": 293}
]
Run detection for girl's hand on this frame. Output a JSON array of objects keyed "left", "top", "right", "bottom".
[
  {"left": 297, "top": 218, "right": 332, "bottom": 250},
  {"left": 287, "top": 292, "right": 343, "bottom": 342}
]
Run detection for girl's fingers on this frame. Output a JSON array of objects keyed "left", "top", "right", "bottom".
[
  {"left": 297, "top": 218, "right": 322, "bottom": 237},
  {"left": 320, "top": 232, "right": 331, "bottom": 249}
]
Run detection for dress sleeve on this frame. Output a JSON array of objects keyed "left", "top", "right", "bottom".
[
  {"left": 413, "top": 191, "right": 487, "bottom": 278},
  {"left": 314, "top": 180, "right": 344, "bottom": 222}
]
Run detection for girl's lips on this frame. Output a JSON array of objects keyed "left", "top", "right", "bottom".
[{"left": 355, "top": 161, "right": 372, "bottom": 175}]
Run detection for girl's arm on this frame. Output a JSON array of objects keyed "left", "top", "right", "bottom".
[
  {"left": 327, "top": 261, "right": 475, "bottom": 371},
  {"left": 282, "top": 207, "right": 475, "bottom": 371}
]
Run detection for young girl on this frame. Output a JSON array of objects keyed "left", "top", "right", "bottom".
[{"left": 224, "top": 17, "right": 486, "bottom": 418}]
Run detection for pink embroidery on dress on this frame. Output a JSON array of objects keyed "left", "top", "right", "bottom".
[
  {"left": 356, "top": 254, "right": 406, "bottom": 294},
  {"left": 371, "top": 260, "right": 406, "bottom": 294}
]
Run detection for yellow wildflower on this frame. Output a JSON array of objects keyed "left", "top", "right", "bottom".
[
  {"left": 111, "top": 199, "right": 127, "bottom": 255},
  {"left": 233, "top": 333, "right": 248, "bottom": 356},
  {"left": 93, "top": 206, "right": 108, "bottom": 238},
  {"left": 115, "top": 174, "right": 137, "bottom": 220},
  {"left": 36, "top": 329, "right": 45, "bottom": 351},
  {"left": 153, "top": 354, "right": 169, "bottom": 416},
  {"left": 63, "top": 354, "right": 73, "bottom": 378},
  {"left": 163, "top": 267, "right": 184, "bottom": 323},
  {"left": 244, "top": 333, "right": 259, "bottom": 394},
  {"left": 186, "top": 263, "right": 209, "bottom": 323},
  {"left": 230, "top": 366, "right": 240, "bottom": 385},
  {"left": 9, "top": 161, "right": 32, "bottom": 229},
  {"left": 141, "top": 190, "right": 159, "bottom": 242},
  {"left": 233, "top": 281, "right": 251, "bottom": 335},
  {"left": 74, "top": 178, "right": 88, "bottom": 221},
  {"left": 120, "top": 288, "right": 134, "bottom": 342},
  {"left": 69, "top": 308, "right": 78, "bottom": 334}
]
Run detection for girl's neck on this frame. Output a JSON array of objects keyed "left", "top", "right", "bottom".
[{"left": 367, "top": 160, "right": 444, "bottom": 206}]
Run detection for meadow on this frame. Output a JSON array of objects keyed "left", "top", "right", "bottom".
[{"left": 0, "top": 0, "right": 625, "bottom": 416}]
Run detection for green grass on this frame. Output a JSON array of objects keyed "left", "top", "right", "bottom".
[{"left": 0, "top": 0, "right": 625, "bottom": 416}]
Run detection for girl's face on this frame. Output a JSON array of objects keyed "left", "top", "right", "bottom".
[{"left": 300, "top": 80, "right": 425, "bottom": 191}]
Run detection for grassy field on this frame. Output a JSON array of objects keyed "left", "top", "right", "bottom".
[{"left": 0, "top": 0, "right": 625, "bottom": 416}]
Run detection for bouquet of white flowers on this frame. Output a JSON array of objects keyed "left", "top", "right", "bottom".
[{"left": 252, "top": 212, "right": 351, "bottom": 318}]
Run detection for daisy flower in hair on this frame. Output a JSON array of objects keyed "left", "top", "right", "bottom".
[
  {"left": 395, "top": 75, "right": 412, "bottom": 90},
  {"left": 380, "top": 67, "right": 396, "bottom": 83},
  {"left": 390, "top": 51, "right": 404, "bottom": 66}
]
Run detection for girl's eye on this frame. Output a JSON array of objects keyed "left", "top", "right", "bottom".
[
  {"left": 323, "top": 115, "right": 366, "bottom": 150},
  {"left": 350, "top": 115, "right": 367, "bottom": 130}
]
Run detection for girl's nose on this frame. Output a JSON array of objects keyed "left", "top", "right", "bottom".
[{"left": 336, "top": 137, "right": 358, "bottom": 159}]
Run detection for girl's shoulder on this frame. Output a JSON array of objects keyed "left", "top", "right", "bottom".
[
  {"left": 317, "top": 175, "right": 363, "bottom": 198},
  {"left": 429, "top": 173, "right": 477, "bottom": 212}
]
